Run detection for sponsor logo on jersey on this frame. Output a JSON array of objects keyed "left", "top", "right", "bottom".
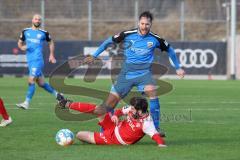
[
  {"left": 147, "top": 42, "right": 153, "bottom": 48},
  {"left": 37, "top": 34, "right": 42, "bottom": 39},
  {"left": 127, "top": 116, "right": 137, "bottom": 131},
  {"left": 27, "top": 38, "right": 40, "bottom": 44}
]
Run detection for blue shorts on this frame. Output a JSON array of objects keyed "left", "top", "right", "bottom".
[
  {"left": 111, "top": 71, "right": 156, "bottom": 98},
  {"left": 28, "top": 61, "right": 44, "bottom": 78}
]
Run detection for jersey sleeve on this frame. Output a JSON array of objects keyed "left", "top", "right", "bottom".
[
  {"left": 167, "top": 46, "right": 181, "bottom": 69},
  {"left": 92, "top": 37, "right": 113, "bottom": 58},
  {"left": 157, "top": 37, "right": 170, "bottom": 51},
  {"left": 142, "top": 116, "right": 159, "bottom": 137},
  {"left": 19, "top": 30, "right": 26, "bottom": 41},
  {"left": 45, "top": 31, "right": 52, "bottom": 42},
  {"left": 112, "top": 31, "right": 125, "bottom": 43},
  {"left": 142, "top": 116, "right": 165, "bottom": 145}
]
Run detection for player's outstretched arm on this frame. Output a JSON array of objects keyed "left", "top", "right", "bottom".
[
  {"left": 84, "top": 37, "right": 113, "bottom": 64},
  {"left": 48, "top": 40, "right": 56, "bottom": 63},
  {"left": 176, "top": 68, "right": 185, "bottom": 79},
  {"left": 167, "top": 46, "right": 185, "bottom": 79}
]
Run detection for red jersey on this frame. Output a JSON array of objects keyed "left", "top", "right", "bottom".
[
  {"left": 94, "top": 105, "right": 165, "bottom": 145},
  {"left": 114, "top": 106, "right": 164, "bottom": 145}
]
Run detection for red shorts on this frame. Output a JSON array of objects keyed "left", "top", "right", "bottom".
[{"left": 94, "top": 113, "right": 121, "bottom": 145}]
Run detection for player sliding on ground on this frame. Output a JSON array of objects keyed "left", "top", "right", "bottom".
[{"left": 58, "top": 97, "right": 166, "bottom": 147}]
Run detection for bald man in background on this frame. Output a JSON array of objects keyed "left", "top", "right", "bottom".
[{"left": 16, "top": 14, "right": 64, "bottom": 109}]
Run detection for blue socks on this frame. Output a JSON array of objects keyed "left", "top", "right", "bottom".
[
  {"left": 40, "top": 83, "right": 57, "bottom": 97},
  {"left": 25, "top": 82, "right": 57, "bottom": 103},
  {"left": 149, "top": 98, "right": 160, "bottom": 129},
  {"left": 26, "top": 83, "right": 36, "bottom": 103}
]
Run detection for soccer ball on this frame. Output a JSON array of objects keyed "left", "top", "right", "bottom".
[{"left": 55, "top": 129, "right": 74, "bottom": 146}]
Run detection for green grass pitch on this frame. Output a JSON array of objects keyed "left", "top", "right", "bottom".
[{"left": 0, "top": 77, "right": 240, "bottom": 160}]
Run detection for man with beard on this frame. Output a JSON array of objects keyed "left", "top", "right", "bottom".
[
  {"left": 84, "top": 11, "right": 185, "bottom": 135},
  {"left": 16, "top": 14, "right": 63, "bottom": 109}
]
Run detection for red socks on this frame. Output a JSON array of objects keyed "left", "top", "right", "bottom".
[
  {"left": 0, "top": 98, "right": 9, "bottom": 120},
  {"left": 152, "top": 133, "right": 165, "bottom": 145},
  {"left": 69, "top": 102, "right": 96, "bottom": 114}
]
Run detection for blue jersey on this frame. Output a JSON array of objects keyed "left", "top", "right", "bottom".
[
  {"left": 19, "top": 28, "right": 52, "bottom": 64},
  {"left": 93, "top": 28, "right": 180, "bottom": 73}
]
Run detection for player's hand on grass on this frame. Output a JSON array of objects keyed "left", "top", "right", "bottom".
[
  {"left": 49, "top": 55, "right": 56, "bottom": 64},
  {"left": 84, "top": 55, "right": 95, "bottom": 64},
  {"left": 176, "top": 68, "right": 185, "bottom": 79},
  {"left": 111, "top": 115, "right": 119, "bottom": 125}
]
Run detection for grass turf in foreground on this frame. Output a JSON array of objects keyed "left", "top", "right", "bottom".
[{"left": 0, "top": 78, "right": 240, "bottom": 160}]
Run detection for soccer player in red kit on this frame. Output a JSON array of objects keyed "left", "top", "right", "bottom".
[
  {"left": 58, "top": 97, "right": 166, "bottom": 147},
  {"left": 0, "top": 98, "right": 13, "bottom": 127}
]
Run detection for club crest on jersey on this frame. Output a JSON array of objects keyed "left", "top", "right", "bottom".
[
  {"left": 147, "top": 42, "right": 153, "bottom": 48},
  {"left": 37, "top": 34, "right": 42, "bottom": 39}
]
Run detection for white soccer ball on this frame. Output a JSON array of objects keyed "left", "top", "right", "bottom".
[{"left": 55, "top": 129, "right": 74, "bottom": 146}]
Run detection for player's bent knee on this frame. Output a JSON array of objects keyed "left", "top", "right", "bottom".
[
  {"left": 144, "top": 85, "right": 157, "bottom": 98},
  {"left": 105, "top": 93, "right": 120, "bottom": 107},
  {"left": 28, "top": 78, "right": 35, "bottom": 84}
]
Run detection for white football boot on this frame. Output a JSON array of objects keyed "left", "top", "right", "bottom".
[
  {"left": 0, "top": 117, "right": 13, "bottom": 127},
  {"left": 16, "top": 101, "right": 29, "bottom": 109}
]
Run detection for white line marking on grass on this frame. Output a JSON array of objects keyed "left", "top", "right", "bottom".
[
  {"left": 165, "top": 101, "right": 240, "bottom": 104},
  {"left": 163, "top": 108, "right": 240, "bottom": 111},
  {"left": 8, "top": 108, "right": 41, "bottom": 110},
  {"left": 5, "top": 103, "right": 56, "bottom": 105}
]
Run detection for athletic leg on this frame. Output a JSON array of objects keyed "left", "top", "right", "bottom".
[
  {"left": 0, "top": 98, "right": 9, "bottom": 120},
  {"left": 37, "top": 76, "right": 58, "bottom": 97},
  {"left": 0, "top": 98, "right": 13, "bottom": 127},
  {"left": 16, "top": 76, "right": 36, "bottom": 109},
  {"left": 144, "top": 85, "right": 160, "bottom": 129},
  {"left": 76, "top": 131, "right": 96, "bottom": 144}
]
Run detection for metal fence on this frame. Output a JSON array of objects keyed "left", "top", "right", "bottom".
[{"left": 0, "top": 0, "right": 239, "bottom": 41}]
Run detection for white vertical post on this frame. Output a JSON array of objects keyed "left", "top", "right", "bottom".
[
  {"left": 88, "top": 0, "right": 92, "bottom": 41},
  {"left": 41, "top": 0, "right": 45, "bottom": 29},
  {"left": 135, "top": 0, "right": 139, "bottom": 27},
  {"left": 230, "top": 0, "right": 236, "bottom": 79},
  {"left": 180, "top": 0, "right": 185, "bottom": 41},
  {"left": 226, "top": 4, "right": 230, "bottom": 38}
]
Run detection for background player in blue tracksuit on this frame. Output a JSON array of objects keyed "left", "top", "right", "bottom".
[
  {"left": 84, "top": 11, "right": 185, "bottom": 135},
  {"left": 16, "top": 14, "right": 63, "bottom": 109}
]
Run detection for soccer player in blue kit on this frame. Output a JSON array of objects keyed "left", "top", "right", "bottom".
[
  {"left": 16, "top": 14, "right": 63, "bottom": 109},
  {"left": 84, "top": 11, "right": 185, "bottom": 135}
]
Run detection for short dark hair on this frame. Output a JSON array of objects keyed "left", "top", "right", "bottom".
[
  {"left": 139, "top": 11, "right": 153, "bottom": 22},
  {"left": 130, "top": 97, "right": 148, "bottom": 113}
]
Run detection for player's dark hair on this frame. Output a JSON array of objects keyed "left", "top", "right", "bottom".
[
  {"left": 130, "top": 97, "right": 148, "bottom": 113},
  {"left": 139, "top": 11, "right": 153, "bottom": 22}
]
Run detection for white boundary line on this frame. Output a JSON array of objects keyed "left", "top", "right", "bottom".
[
  {"left": 1, "top": 74, "right": 228, "bottom": 80},
  {"left": 73, "top": 75, "right": 228, "bottom": 80}
]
